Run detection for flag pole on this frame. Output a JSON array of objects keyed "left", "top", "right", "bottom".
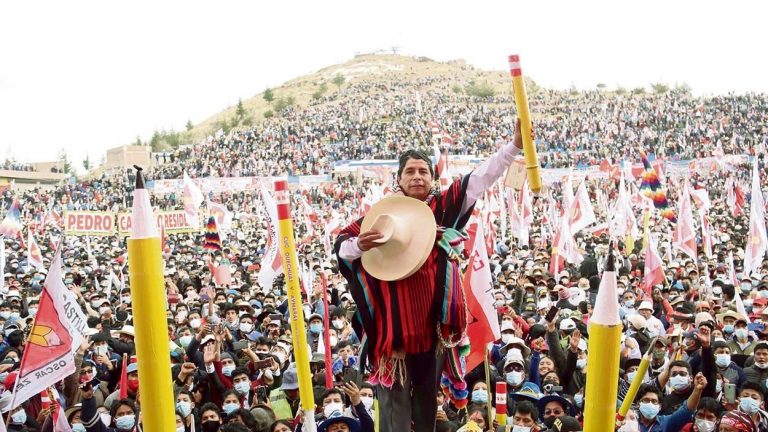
[
  {"left": 484, "top": 345, "right": 493, "bottom": 426},
  {"left": 126, "top": 166, "right": 175, "bottom": 431},
  {"left": 273, "top": 180, "right": 316, "bottom": 431},
  {"left": 507, "top": 55, "right": 542, "bottom": 194}
]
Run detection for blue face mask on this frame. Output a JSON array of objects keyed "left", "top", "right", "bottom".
[
  {"left": 723, "top": 324, "right": 734, "bottom": 334},
  {"left": 11, "top": 410, "right": 26, "bottom": 425},
  {"left": 740, "top": 397, "right": 760, "bottom": 414},
  {"left": 235, "top": 381, "right": 250, "bottom": 395},
  {"left": 638, "top": 402, "right": 660, "bottom": 420},
  {"left": 669, "top": 375, "right": 690, "bottom": 391},
  {"left": 115, "top": 414, "right": 136, "bottom": 431},
  {"left": 734, "top": 328, "right": 749, "bottom": 340},
  {"left": 223, "top": 402, "right": 239, "bottom": 415},
  {"left": 310, "top": 323, "right": 323, "bottom": 334},
  {"left": 506, "top": 371, "right": 523, "bottom": 386},
  {"left": 471, "top": 389, "right": 488, "bottom": 404},
  {"left": 176, "top": 401, "right": 192, "bottom": 418},
  {"left": 71, "top": 424, "right": 87, "bottom": 432},
  {"left": 626, "top": 371, "right": 637, "bottom": 383},
  {"left": 574, "top": 393, "right": 584, "bottom": 408}
]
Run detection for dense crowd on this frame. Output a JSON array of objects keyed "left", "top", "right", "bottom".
[{"left": 0, "top": 69, "right": 766, "bottom": 432}]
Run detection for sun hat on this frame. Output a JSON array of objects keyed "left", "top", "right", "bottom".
[{"left": 360, "top": 196, "right": 436, "bottom": 281}]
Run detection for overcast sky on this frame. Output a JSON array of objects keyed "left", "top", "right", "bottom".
[{"left": 1, "top": 0, "right": 766, "bottom": 171}]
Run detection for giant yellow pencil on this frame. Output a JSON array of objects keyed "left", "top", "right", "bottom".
[
  {"left": 508, "top": 55, "right": 542, "bottom": 193},
  {"left": 274, "top": 180, "right": 316, "bottom": 429},
  {"left": 127, "top": 167, "right": 175, "bottom": 431},
  {"left": 583, "top": 247, "right": 622, "bottom": 431}
]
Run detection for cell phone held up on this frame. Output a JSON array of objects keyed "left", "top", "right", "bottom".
[
  {"left": 545, "top": 306, "right": 560, "bottom": 323},
  {"left": 253, "top": 358, "right": 272, "bottom": 369}
]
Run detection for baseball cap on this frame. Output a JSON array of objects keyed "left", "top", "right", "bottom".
[{"left": 281, "top": 367, "right": 299, "bottom": 390}]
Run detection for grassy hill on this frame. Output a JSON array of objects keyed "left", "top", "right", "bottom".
[{"left": 176, "top": 54, "right": 522, "bottom": 146}]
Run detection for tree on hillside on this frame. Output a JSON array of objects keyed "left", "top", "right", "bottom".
[
  {"left": 263, "top": 88, "right": 274, "bottom": 104},
  {"left": 57, "top": 149, "right": 73, "bottom": 174},
  {"left": 236, "top": 98, "right": 247, "bottom": 118},
  {"left": 312, "top": 82, "right": 328, "bottom": 100},
  {"left": 673, "top": 82, "right": 692, "bottom": 95},
  {"left": 465, "top": 81, "right": 496, "bottom": 98},
  {"left": 332, "top": 74, "right": 346, "bottom": 91},
  {"left": 651, "top": 82, "right": 669, "bottom": 94},
  {"left": 185, "top": 119, "right": 194, "bottom": 131},
  {"left": 597, "top": 83, "right": 607, "bottom": 90},
  {"left": 134, "top": 136, "right": 143, "bottom": 146},
  {"left": 632, "top": 87, "right": 646, "bottom": 95},
  {"left": 82, "top": 154, "right": 91, "bottom": 171},
  {"left": 273, "top": 95, "right": 295, "bottom": 113},
  {"left": 615, "top": 86, "right": 627, "bottom": 95}
]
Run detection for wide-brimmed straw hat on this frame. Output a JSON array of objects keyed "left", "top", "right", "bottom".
[{"left": 360, "top": 196, "right": 436, "bottom": 281}]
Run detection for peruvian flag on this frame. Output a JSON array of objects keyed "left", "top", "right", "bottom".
[
  {"left": 700, "top": 209, "right": 714, "bottom": 259},
  {"left": 672, "top": 182, "right": 697, "bottom": 263},
  {"left": 643, "top": 235, "right": 666, "bottom": 297},
  {"left": 27, "top": 229, "right": 44, "bottom": 271},
  {"left": 9, "top": 247, "right": 87, "bottom": 410},
  {"left": 743, "top": 158, "right": 768, "bottom": 276},
  {"left": 568, "top": 180, "right": 597, "bottom": 234},
  {"left": 463, "top": 213, "right": 501, "bottom": 373},
  {"left": 258, "top": 183, "right": 284, "bottom": 289}
]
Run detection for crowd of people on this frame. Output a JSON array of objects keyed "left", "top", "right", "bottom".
[
  {"left": 0, "top": 161, "right": 36, "bottom": 172},
  {"left": 0, "top": 66, "right": 766, "bottom": 432}
]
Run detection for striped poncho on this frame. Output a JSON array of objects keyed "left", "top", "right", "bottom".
[{"left": 335, "top": 176, "right": 473, "bottom": 399}]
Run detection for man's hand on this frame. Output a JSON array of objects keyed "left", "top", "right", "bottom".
[
  {"left": 513, "top": 118, "right": 524, "bottom": 150},
  {"left": 203, "top": 344, "right": 217, "bottom": 364},
  {"left": 357, "top": 231, "right": 384, "bottom": 252},
  {"left": 696, "top": 326, "right": 711, "bottom": 349},
  {"left": 340, "top": 381, "right": 361, "bottom": 406},
  {"left": 179, "top": 362, "right": 196, "bottom": 380},
  {"left": 693, "top": 372, "right": 707, "bottom": 391},
  {"left": 569, "top": 329, "right": 581, "bottom": 353},
  {"left": 436, "top": 409, "right": 448, "bottom": 422}
]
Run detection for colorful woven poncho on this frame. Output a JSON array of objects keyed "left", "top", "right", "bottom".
[
  {"left": 639, "top": 151, "right": 676, "bottom": 222},
  {"left": 203, "top": 216, "right": 222, "bottom": 251}
]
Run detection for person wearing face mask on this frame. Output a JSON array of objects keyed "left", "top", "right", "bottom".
[
  {"left": 6, "top": 404, "right": 36, "bottom": 431},
  {"left": 634, "top": 374, "right": 706, "bottom": 432},
  {"left": 175, "top": 390, "right": 198, "bottom": 432},
  {"left": 233, "top": 314, "right": 260, "bottom": 342},
  {"left": 537, "top": 394, "right": 575, "bottom": 429},
  {"left": 727, "top": 315, "right": 758, "bottom": 363},
  {"left": 503, "top": 349, "right": 536, "bottom": 396},
  {"left": 712, "top": 341, "right": 745, "bottom": 389},
  {"left": 509, "top": 400, "right": 538, "bottom": 432},
  {"left": 735, "top": 381, "right": 768, "bottom": 431},
  {"left": 743, "top": 342, "right": 768, "bottom": 387},
  {"left": 199, "top": 403, "right": 223, "bottom": 432},
  {"left": 305, "top": 313, "right": 326, "bottom": 354},
  {"left": 86, "top": 333, "right": 122, "bottom": 389},
  {"left": 681, "top": 397, "right": 721, "bottom": 432},
  {"left": 80, "top": 379, "right": 139, "bottom": 432},
  {"left": 659, "top": 361, "right": 700, "bottom": 415},
  {"left": 103, "top": 362, "right": 140, "bottom": 412}
]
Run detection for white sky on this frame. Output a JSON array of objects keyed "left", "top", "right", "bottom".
[{"left": 1, "top": 0, "right": 766, "bottom": 172}]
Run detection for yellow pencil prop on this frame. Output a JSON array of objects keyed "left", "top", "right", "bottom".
[
  {"left": 274, "top": 180, "right": 316, "bottom": 430},
  {"left": 127, "top": 167, "right": 175, "bottom": 432},
  {"left": 508, "top": 54, "right": 542, "bottom": 193},
  {"left": 584, "top": 247, "right": 623, "bottom": 431}
]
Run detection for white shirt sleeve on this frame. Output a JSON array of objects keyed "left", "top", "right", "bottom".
[
  {"left": 339, "top": 237, "right": 363, "bottom": 261},
  {"left": 459, "top": 142, "right": 522, "bottom": 218}
]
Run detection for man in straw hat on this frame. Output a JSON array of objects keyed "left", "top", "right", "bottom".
[{"left": 335, "top": 120, "right": 524, "bottom": 431}]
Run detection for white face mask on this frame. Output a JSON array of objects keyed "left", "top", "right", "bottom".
[
  {"left": 501, "top": 334, "right": 514, "bottom": 344},
  {"left": 360, "top": 396, "right": 374, "bottom": 411},
  {"left": 189, "top": 318, "right": 201, "bottom": 329},
  {"left": 511, "top": 426, "right": 532, "bottom": 432},
  {"left": 695, "top": 418, "right": 716, "bottom": 432},
  {"left": 323, "top": 402, "right": 344, "bottom": 418}
]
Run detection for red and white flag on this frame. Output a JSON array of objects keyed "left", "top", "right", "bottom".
[
  {"left": 744, "top": 158, "right": 768, "bottom": 276},
  {"left": 726, "top": 176, "right": 745, "bottom": 217},
  {"left": 463, "top": 214, "right": 501, "bottom": 373},
  {"left": 9, "top": 248, "right": 87, "bottom": 410},
  {"left": 690, "top": 188, "right": 711, "bottom": 211},
  {"left": 182, "top": 173, "right": 205, "bottom": 229},
  {"left": 258, "top": 184, "right": 283, "bottom": 289},
  {"left": 699, "top": 209, "right": 714, "bottom": 260},
  {"left": 26, "top": 229, "right": 44, "bottom": 272},
  {"left": 672, "top": 182, "right": 697, "bottom": 263},
  {"left": 568, "top": 180, "right": 597, "bottom": 234},
  {"left": 433, "top": 143, "right": 452, "bottom": 189},
  {"left": 610, "top": 173, "right": 639, "bottom": 241},
  {"left": 643, "top": 235, "right": 665, "bottom": 298}
]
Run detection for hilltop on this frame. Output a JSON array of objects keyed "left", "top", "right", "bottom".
[{"left": 155, "top": 55, "right": 526, "bottom": 149}]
